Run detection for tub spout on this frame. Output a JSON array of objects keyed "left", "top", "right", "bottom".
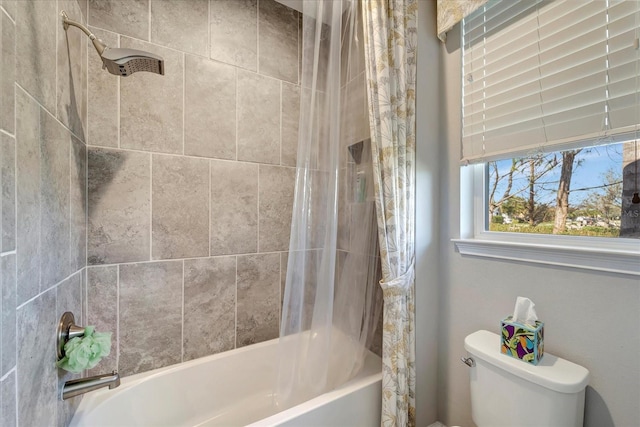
[{"left": 62, "top": 371, "right": 120, "bottom": 400}]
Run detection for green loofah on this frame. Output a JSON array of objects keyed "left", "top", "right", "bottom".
[{"left": 57, "top": 326, "right": 112, "bottom": 373}]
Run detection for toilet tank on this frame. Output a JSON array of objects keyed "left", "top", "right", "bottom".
[{"left": 464, "top": 330, "right": 589, "bottom": 427}]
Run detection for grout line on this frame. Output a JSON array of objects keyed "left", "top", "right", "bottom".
[
  {"left": 234, "top": 255, "right": 237, "bottom": 349},
  {"left": 0, "top": 129, "right": 15, "bottom": 138},
  {"left": 181, "top": 259, "right": 185, "bottom": 362},
  {"left": 37, "top": 100, "right": 42, "bottom": 295},
  {"left": 85, "top": 22, "right": 89, "bottom": 145},
  {"left": 148, "top": 0, "right": 152, "bottom": 42},
  {"left": 207, "top": 0, "right": 211, "bottom": 57},
  {"left": 55, "top": 0, "right": 59, "bottom": 121},
  {"left": 85, "top": 129, "right": 89, "bottom": 268},
  {"left": 0, "top": 251, "right": 16, "bottom": 257},
  {"left": 0, "top": 366, "right": 16, "bottom": 382},
  {"left": 117, "top": 34, "right": 121, "bottom": 149},
  {"left": 0, "top": 5, "right": 15, "bottom": 25},
  {"left": 182, "top": 52, "right": 185, "bottom": 156},
  {"left": 149, "top": 153, "right": 153, "bottom": 261},
  {"left": 69, "top": 134, "right": 73, "bottom": 272},
  {"left": 13, "top": 360, "right": 18, "bottom": 426},
  {"left": 209, "top": 160, "right": 211, "bottom": 257},
  {"left": 83, "top": 267, "right": 87, "bottom": 335},
  {"left": 82, "top": 145, "right": 295, "bottom": 170},
  {"left": 257, "top": 165, "right": 260, "bottom": 253},
  {"left": 84, "top": 251, "right": 288, "bottom": 269},
  {"left": 279, "top": 81, "right": 283, "bottom": 166},
  {"left": 256, "top": 0, "right": 260, "bottom": 74},
  {"left": 116, "top": 264, "right": 120, "bottom": 371},
  {"left": 279, "top": 253, "right": 282, "bottom": 330},
  {"left": 235, "top": 67, "right": 238, "bottom": 161}
]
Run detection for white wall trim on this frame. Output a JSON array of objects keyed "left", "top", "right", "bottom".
[{"left": 453, "top": 238, "right": 640, "bottom": 276}]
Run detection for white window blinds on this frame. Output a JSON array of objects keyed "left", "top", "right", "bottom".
[{"left": 461, "top": 0, "right": 640, "bottom": 164}]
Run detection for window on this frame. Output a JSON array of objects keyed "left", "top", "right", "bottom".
[
  {"left": 454, "top": 0, "right": 640, "bottom": 275},
  {"left": 487, "top": 141, "right": 639, "bottom": 239}
]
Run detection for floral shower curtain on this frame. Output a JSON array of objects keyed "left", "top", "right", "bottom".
[{"left": 362, "top": 0, "right": 417, "bottom": 426}]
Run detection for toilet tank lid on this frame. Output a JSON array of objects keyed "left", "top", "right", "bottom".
[{"left": 464, "top": 330, "right": 589, "bottom": 394}]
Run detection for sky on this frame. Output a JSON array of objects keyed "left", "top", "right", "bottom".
[{"left": 492, "top": 142, "right": 625, "bottom": 206}]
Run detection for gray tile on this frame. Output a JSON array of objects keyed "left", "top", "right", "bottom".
[
  {"left": 15, "top": 0, "right": 57, "bottom": 114},
  {"left": 184, "top": 257, "right": 236, "bottom": 361},
  {"left": 210, "top": 160, "right": 258, "bottom": 255},
  {"left": 1, "top": 10, "right": 15, "bottom": 134},
  {"left": 1, "top": 254, "right": 15, "bottom": 376},
  {"left": 152, "top": 155, "right": 209, "bottom": 259},
  {"left": 258, "top": 0, "right": 298, "bottom": 83},
  {"left": 237, "top": 253, "right": 279, "bottom": 347},
  {"left": 87, "top": 27, "right": 118, "bottom": 148},
  {"left": 281, "top": 82, "right": 299, "bottom": 166},
  {"left": 341, "top": 72, "right": 369, "bottom": 147},
  {"left": 185, "top": 55, "right": 236, "bottom": 160},
  {"left": 17, "top": 290, "right": 56, "bottom": 427},
  {"left": 119, "top": 261, "right": 182, "bottom": 376},
  {"left": 88, "top": 148, "right": 151, "bottom": 265},
  {"left": 210, "top": 0, "right": 257, "bottom": 71},
  {"left": 58, "top": 0, "right": 87, "bottom": 141},
  {"left": 88, "top": 0, "right": 149, "bottom": 40},
  {"left": 151, "top": 0, "right": 208, "bottom": 56},
  {"left": 259, "top": 165, "right": 295, "bottom": 252},
  {"left": 87, "top": 266, "right": 118, "bottom": 376},
  {"left": 40, "top": 110, "right": 71, "bottom": 289},
  {"left": 1, "top": 370, "right": 16, "bottom": 427},
  {"left": 120, "top": 37, "right": 183, "bottom": 154},
  {"left": 1, "top": 133, "right": 15, "bottom": 251},
  {"left": 71, "top": 138, "right": 86, "bottom": 272},
  {"left": 237, "top": 70, "right": 280, "bottom": 164},
  {"left": 15, "top": 88, "right": 41, "bottom": 304}
]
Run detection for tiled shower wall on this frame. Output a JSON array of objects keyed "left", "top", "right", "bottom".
[
  {"left": 85, "top": 0, "right": 302, "bottom": 378},
  {"left": 0, "top": 0, "right": 89, "bottom": 425}
]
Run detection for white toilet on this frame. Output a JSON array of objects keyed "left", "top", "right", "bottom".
[{"left": 464, "top": 330, "right": 590, "bottom": 427}]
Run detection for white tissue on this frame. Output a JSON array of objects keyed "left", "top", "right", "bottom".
[{"left": 513, "top": 296, "right": 538, "bottom": 327}]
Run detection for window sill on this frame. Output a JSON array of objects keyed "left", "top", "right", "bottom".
[{"left": 452, "top": 238, "right": 640, "bottom": 276}]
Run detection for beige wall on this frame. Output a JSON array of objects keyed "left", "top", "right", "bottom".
[{"left": 432, "top": 22, "right": 640, "bottom": 427}]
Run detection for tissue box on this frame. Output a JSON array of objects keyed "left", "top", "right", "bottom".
[{"left": 501, "top": 316, "right": 544, "bottom": 365}]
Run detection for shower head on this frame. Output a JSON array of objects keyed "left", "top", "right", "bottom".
[
  {"left": 60, "top": 10, "right": 164, "bottom": 77},
  {"left": 100, "top": 48, "right": 164, "bottom": 77}
]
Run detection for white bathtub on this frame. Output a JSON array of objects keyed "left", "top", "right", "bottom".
[{"left": 69, "top": 337, "right": 382, "bottom": 427}]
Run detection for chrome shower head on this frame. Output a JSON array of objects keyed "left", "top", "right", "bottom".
[
  {"left": 100, "top": 48, "right": 164, "bottom": 77},
  {"left": 60, "top": 10, "right": 164, "bottom": 77}
]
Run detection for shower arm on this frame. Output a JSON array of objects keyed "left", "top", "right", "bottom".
[{"left": 60, "top": 10, "right": 107, "bottom": 56}]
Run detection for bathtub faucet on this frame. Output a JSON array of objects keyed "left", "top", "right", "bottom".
[{"left": 62, "top": 370, "right": 121, "bottom": 400}]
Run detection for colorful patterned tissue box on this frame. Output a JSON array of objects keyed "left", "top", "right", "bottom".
[{"left": 501, "top": 316, "right": 544, "bottom": 365}]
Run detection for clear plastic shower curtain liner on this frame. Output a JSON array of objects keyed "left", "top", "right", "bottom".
[{"left": 276, "top": 0, "right": 382, "bottom": 411}]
